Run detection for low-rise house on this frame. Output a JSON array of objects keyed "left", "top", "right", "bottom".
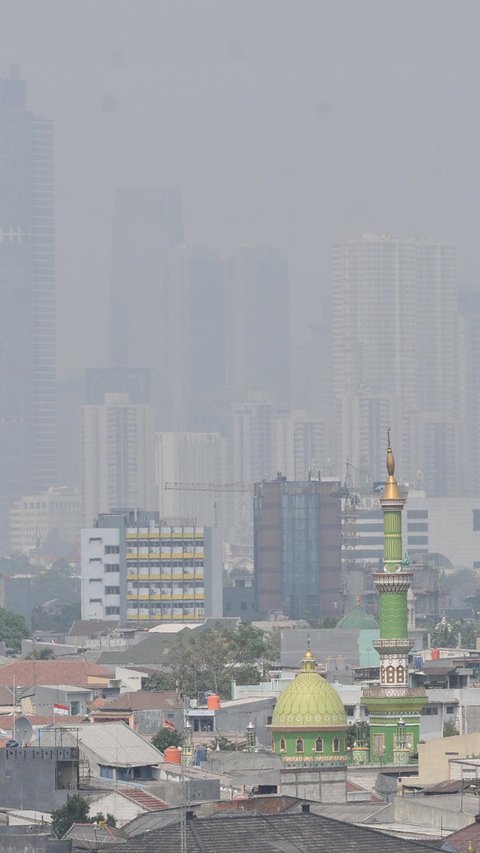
[
  {"left": 86, "top": 788, "right": 168, "bottom": 827},
  {"left": 33, "top": 722, "right": 163, "bottom": 783},
  {"left": 90, "top": 691, "right": 182, "bottom": 734}
]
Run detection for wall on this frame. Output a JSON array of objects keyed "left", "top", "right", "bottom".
[
  {"left": 85, "top": 791, "right": 144, "bottom": 826},
  {"left": 0, "top": 827, "right": 70, "bottom": 853},
  {"left": 417, "top": 732, "right": 480, "bottom": 784},
  {"left": 215, "top": 698, "right": 276, "bottom": 748},
  {"left": 279, "top": 766, "right": 347, "bottom": 803},
  {"left": 0, "top": 748, "right": 78, "bottom": 812}
]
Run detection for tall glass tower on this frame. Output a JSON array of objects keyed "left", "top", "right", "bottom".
[{"left": 0, "top": 65, "right": 56, "bottom": 548}]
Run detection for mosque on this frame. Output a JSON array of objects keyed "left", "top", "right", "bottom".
[{"left": 270, "top": 435, "right": 427, "bottom": 769}]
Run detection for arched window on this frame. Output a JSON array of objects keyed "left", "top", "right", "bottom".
[
  {"left": 296, "top": 737, "right": 304, "bottom": 754},
  {"left": 396, "top": 664, "right": 405, "bottom": 684},
  {"left": 386, "top": 665, "right": 395, "bottom": 684},
  {"left": 315, "top": 736, "right": 323, "bottom": 753},
  {"left": 333, "top": 737, "right": 339, "bottom": 753},
  {"left": 280, "top": 737, "right": 286, "bottom": 752}
]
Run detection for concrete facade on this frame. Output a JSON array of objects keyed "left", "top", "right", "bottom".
[
  {"left": 0, "top": 747, "right": 79, "bottom": 812},
  {"left": 279, "top": 766, "right": 347, "bottom": 803}
]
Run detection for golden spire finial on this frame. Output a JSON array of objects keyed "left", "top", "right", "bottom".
[{"left": 382, "top": 429, "right": 402, "bottom": 501}]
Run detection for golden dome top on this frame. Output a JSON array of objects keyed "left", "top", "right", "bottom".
[{"left": 382, "top": 429, "right": 403, "bottom": 501}]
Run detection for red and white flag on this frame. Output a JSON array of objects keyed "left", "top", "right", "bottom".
[
  {"left": 162, "top": 718, "right": 176, "bottom": 731},
  {"left": 53, "top": 703, "right": 69, "bottom": 716}
]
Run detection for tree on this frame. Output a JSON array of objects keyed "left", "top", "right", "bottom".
[
  {"left": 51, "top": 795, "right": 90, "bottom": 838},
  {"left": 0, "top": 607, "right": 30, "bottom": 651},
  {"left": 89, "top": 812, "right": 116, "bottom": 827},
  {"left": 27, "top": 646, "right": 55, "bottom": 660},
  {"left": 443, "top": 721, "right": 459, "bottom": 737},
  {"left": 144, "top": 624, "right": 277, "bottom": 700},
  {"left": 151, "top": 728, "right": 184, "bottom": 752}
]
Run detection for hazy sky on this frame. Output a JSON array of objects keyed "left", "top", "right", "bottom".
[{"left": 1, "top": 0, "right": 479, "bottom": 377}]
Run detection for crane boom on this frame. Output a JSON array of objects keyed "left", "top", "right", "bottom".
[{"left": 164, "top": 481, "right": 253, "bottom": 492}]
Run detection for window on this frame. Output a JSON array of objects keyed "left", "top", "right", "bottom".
[
  {"left": 421, "top": 706, "right": 439, "bottom": 716},
  {"left": 407, "top": 510, "right": 428, "bottom": 519},
  {"left": 473, "top": 510, "right": 480, "bottom": 531},
  {"left": 295, "top": 738, "right": 304, "bottom": 754},
  {"left": 89, "top": 598, "right": 102, "bottom": 604},
  {"left": 333, "top": 737, "right": 339, "bottom": 753},
  {"left": 105, "top": 606, "right": 120, "bottom": 616},
  {"left": 386, "top": 665, "right": 395, "bottom": 684},
  {"left": 346, "top": 707, "right": 355, "bottom": 717},
  {"left": 105, "top": 586, "right": 120, "bottom": 595},
  {"left": 396, "top": 664, "right": 405, "bottom": 684},
  {"left": 446, "top": 705, "right": 455, "bottom": 714},
  {"left": 105, "top": 564, "right": 119, "bottom": 573},
  {"left": 373, "top": 734, "right": 385, "bottom": 756},
  {"left": 315, "top": 737, "right": 323, "bottom": 753},
  {"left": 105, "top": 545, "right": 120, "bottom": 554},
  {"left": 280, "top": 738, "right": 286, "bottom": 752}
]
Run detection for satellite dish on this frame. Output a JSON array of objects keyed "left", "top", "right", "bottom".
[{"left": 15, "top": 716, "right": 33, "bottom": 747}]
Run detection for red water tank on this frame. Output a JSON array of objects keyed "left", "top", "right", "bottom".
[
  {"left": 431, "top": 648, "right": 440, "bottom": 660},
  {"left": 164, "top": 746, "right": 182, "bottom": 764},
  {"left": 207, "top": 693, "right": 221, "bottom": 710}
]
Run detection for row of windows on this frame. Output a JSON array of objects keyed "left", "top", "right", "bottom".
[{"left": 277, "top": 736, "right": 342, "bottom": 754}]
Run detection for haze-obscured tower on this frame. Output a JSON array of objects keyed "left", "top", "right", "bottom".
[
  {"left": 227, "top": 245, "right": 290, "bottom": 407},
  {"left": 332, "top": 234, "right": 458, "bottom": 493},
  {"left": 108, "top": 187, "right": 183, "bottom": 369},
  {"left": 0, "top": 65, "right": 57, "bottom": 548}
]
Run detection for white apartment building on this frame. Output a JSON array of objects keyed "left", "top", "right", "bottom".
[
  {"left": 82, "top": 393, "right": 156, "bottom": 526},
  {"left": 9, "top": 486, "right": 82, "bottom": 553},
  {"left": 81, "top": 510, "right": 222, "bottom": 624}
]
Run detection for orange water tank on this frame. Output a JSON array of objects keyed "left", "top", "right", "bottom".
[
  {"left": 431, "top": 648, "right": 440, "bottom": 660},
  {"left": 207, "top": 693, "right": 221, "bottom": 710},
  {"left": 164, "top": 746, "right": 182, "bottom": 764}
]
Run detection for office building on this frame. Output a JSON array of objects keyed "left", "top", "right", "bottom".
[
  {"left": 81, "top": 510, "right": 222, "bottom": 624},
  {"left": 9, "top": 485, "right": 81, "bottom": 553},
  {"left": 254, "top": 475, "right": 342, "bottom": 620},
  {"left": 0, "top": 65, "right": 57, "bottom": 548},
  {"left": 332, "top": 233, "right": 458, "bottom": 493},
  {"left": 82, "top": 392, "right": 156, "bottom": 526},
  {"left": 226, "top": 244, "right": 290, "bottom": 406}
]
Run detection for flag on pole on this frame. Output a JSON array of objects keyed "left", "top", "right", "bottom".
[
  {"left": 53, "top": 703, "right": 69, "bottom": 716},
  {"left": 162, "top": 718, "right": 176, "bottom": 731}
]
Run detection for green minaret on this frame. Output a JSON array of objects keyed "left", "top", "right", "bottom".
[{"left": 363, "top": 432, "right": 427, "bottom": 764}]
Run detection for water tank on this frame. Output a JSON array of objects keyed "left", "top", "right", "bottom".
[
  {"left": 164, "top": 746, "right": 182, "bottom": 764},
  {"left": 207, "top": 694, "right": 221, "bottom": 710},
  {"left": 431, "top": 648, "right": 440, "bottom": 660},
  {"left": 413, "top": 655, "right": 423, "bottom": 671},
  {"left": 195, "top": 747, "right": 208, "bottom": 765}
]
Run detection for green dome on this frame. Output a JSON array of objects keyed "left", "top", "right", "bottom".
[
  {"left": 272, "top": 669, "right": 347, "bottom": 729},
  {"left": 337, "top": 604, "right": 378, "bottom": 630}
]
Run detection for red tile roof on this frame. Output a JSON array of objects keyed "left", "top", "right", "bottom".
[
  {"left": 121, "top": 788, "right": 168, "bottom": 812},
  {"left": 0, "top": 660, "right": 113, "bottom": 689}
]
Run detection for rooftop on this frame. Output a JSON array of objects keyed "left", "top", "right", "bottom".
[
  {"left": 111, "top": 811, "right": 439, "bottom": 852},
  {"left": 39, "top": 721, "right": 164, "bottom": 767},
  {"left": 0, "top": 660, "right": 113, "bottom": 688},
  {"left": 98, "top": 691, "right": 181, "bottom": 712}
]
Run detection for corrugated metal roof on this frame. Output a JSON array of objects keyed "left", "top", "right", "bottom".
[{"left": 65, "top": 722, "right": 163, "bottom": 767}]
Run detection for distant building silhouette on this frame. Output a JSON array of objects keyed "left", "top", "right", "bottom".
[{"left": 0, "top": 65, "right": 57, "bottom": 549}]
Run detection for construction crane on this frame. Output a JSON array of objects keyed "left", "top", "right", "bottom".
[
  {"left": 164, "top": 482, "right": 253, "bottom": 492},
  {"left": 164, "top": 482, "right": 254, "bottom": 530}
]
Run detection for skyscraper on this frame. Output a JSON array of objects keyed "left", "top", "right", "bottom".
[
  {"left": 0, "top": 65, "right": 56, "bottom": 548},
  {"left": 226, "top": 245, "right": 290, "bottom": 407},
  {"left": 108, "top": 186, "right": 184, "bottom": 369},
  {"left": 82, "top": 392, "right": 156, "bottom": 526},
  {"left": 332, "top": 233, "right": 458, "bottom": 493}
]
